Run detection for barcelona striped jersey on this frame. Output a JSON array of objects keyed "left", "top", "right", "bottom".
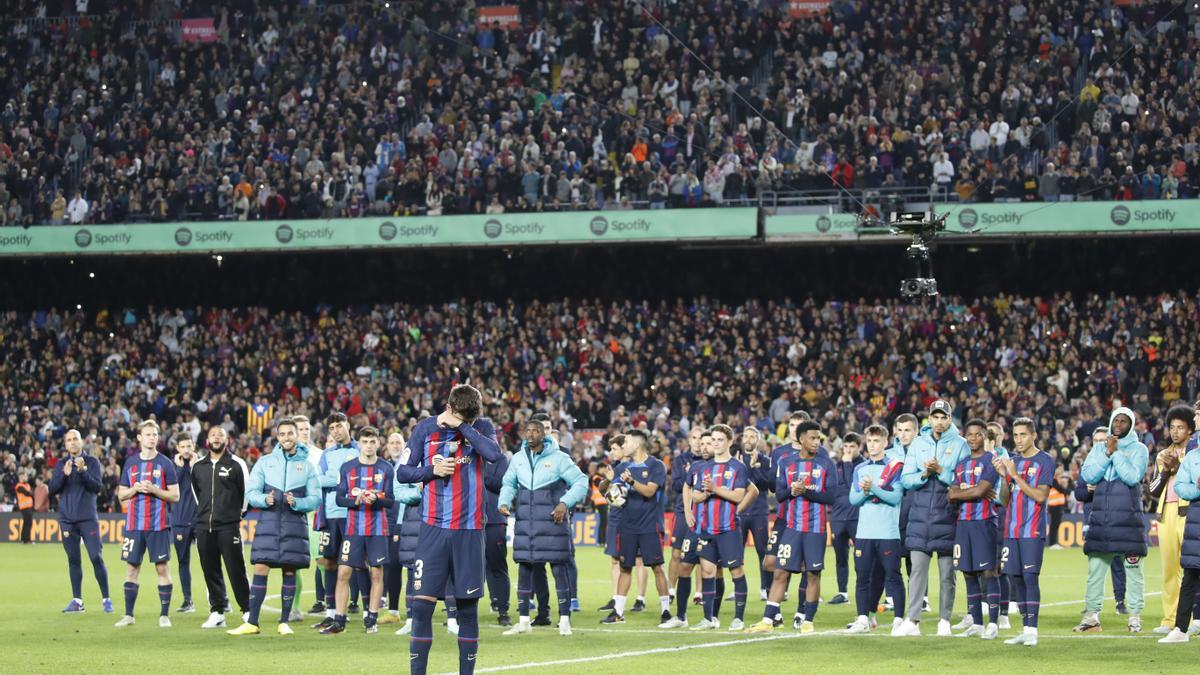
[
  {"left": 955, "top": 452, "right": 1000, "bottom": 520},
  {"left": 120, "top": 453, "right": 178, "bottom": 531},
  {"left": 402, "top": 417, "right": 496, "bottom": 530},
  {"left": 1005, "top": 451, "right": 1055, "bottom": 539},
  {"left": 341, "top": 458, "right": 396, "bottom": 536},
  {"left": 778, "top": 454, "right": 838, "bottom": 533},
  {"left": 689, "top": 458, "right": 748, "bottom": 536}
]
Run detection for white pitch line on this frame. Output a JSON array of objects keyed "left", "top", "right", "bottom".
[
  {"left": 1040, "top": 591, "right": 1161, "bottom": 609},
  {"left": 447, "top": 630, "right": 831, "bottom": 674}
]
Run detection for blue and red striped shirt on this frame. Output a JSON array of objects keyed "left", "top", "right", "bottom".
[
  {"left": 1005, "top": 451, "right": 1055, "bottom": 539},
  {"left": 955, "top": 452, "right": 999, "bottom": 521},
  {"left": 690, "top": 458, "right": 748, "bottom": 536},
  {"left": 398, "top": 417, "right": 500, "bottom": 531},
  {"left": 339, "top": 459, "right": 396, "bottom": 536},
  {"left": 778, "top": 454, "right": 838, "bottom": 533},
  {"left": 120, "top": 453, "right": 178, "bottom": 532}
]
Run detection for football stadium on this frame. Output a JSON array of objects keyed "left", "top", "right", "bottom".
[{"left": 3, "top": 1, "right": 1200, "bottom": 673}]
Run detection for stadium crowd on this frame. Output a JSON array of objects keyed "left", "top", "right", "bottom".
[
  {"left": 2, "top": 291, "right": 1198, "bottom": 514},
  {"left": 2, "top": 0, "right": 1200, "bottom": 227}
]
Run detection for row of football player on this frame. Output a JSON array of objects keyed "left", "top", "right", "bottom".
[{"left": 46, "top": 395, "right": 1200, "bottom": 653}]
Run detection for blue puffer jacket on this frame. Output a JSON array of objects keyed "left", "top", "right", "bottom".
[
  {"left": 1174, "top": 448, "right": 1200, "bottom": 569},
  {"left": 1081, "top": 407, "right": 1149, "bottom": 556},
  {"left": 390, "top": 481, "right": 422, "bottom": 564},
  {"left": 901, "top": 424, "right": 969, "bottom": 553},
  {"left": 500, "top": 437, "right": 588, "bottom": 564},
  {"left": 247, "top": 442, "right": 321, "bottom": 567}
]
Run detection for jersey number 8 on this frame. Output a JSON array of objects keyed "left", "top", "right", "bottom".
[
  {"left": 681, "top": 538, "right": 691, "bottom": 553},
  {"left": 341, "top": 539, "right": 352, "bottom": 556}
]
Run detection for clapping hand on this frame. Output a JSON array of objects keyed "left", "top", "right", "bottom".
[
  {"left": 992, "top": 457, "right": 1007, "bottom": 477},
  {"left": 1001, "top": 458, "right": 1017, "bottom": 477}
]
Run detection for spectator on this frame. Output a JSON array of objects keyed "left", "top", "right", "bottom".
[
  {"left": 932, "top": 153, "right": 954, "bottom": 196},
  {"left": 66, "top": 191, "right": 88, "bottom": 224},
  {"left": 1039, "top": 163, "right": 1062, "bottom": 202},
  {"left": 0, "top": 0, "right": 1190, "bottom": 230}
]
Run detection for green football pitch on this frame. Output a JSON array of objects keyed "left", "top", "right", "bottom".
[{"left": 2, "top": 543, "right": 1197, "bottom": 673}]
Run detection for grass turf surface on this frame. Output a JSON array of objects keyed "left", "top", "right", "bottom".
[{"left": 2, "top": 543, "right": 1197, "bottom": 673}]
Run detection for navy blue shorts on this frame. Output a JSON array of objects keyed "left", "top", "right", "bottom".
[
  {"left": 697, "top": 530, "right": 744, "bottom": 569},
  {"left": 1001, "top": 537, "right": 1045, "bottom": 576},
  {"left": 765, "top": 518, "right": 785, "bottom": 557},
  {"left": 62, "top": 519, "right": 104, "bottom": 558},
  {"left": 122, "top": 529, "right": 171, "bottom": 566},
  {"left": 605, "top": 516, "right": 621, "bottom": 558},
  {"left": 954, "top": 520, "right": 998, "bottom": 572},
  {"left": 670, "top": 511, "right": 690, "bottom": 551},
  {"left": 775, "top": 528, "right": 825, "bottom": 574},
  {"left": 341, "top": 534, "right": 389, "bottom": 569},
  {"left": 413, "top": 522, "right": 485, "bottom": 599},
  {"left": 680, "top": 532, "right": 704, "bottom": 565},
  {"left": 319, "top": 518, "right": 347, "bottom": 560},
  {"left": 618, "top": 528, "right": 664, "bottom": 568}
]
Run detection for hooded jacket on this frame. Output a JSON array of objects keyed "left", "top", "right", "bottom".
[
  {"left": 1172, "top": 448, "right": 1200, "bottom": 569},
  {"left": 247, "top": 442, "right": 322, "bottom": 567},
  {"left": 901, "top": 423, "right": 969, "bottom": 553},
  {"left": 500, "top": 436, "right": 588, "bottom": 563},
  {"left": 1080, "top": 407, "right": 1149, "bottom": 555}
]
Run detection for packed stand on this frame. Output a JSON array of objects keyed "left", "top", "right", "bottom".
[
  {"left": 1, "top": 291, "right": 1197, "bottom": 513},
  {"left": 2, "top": 1, "right": 1199, "bottom": 229}
]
